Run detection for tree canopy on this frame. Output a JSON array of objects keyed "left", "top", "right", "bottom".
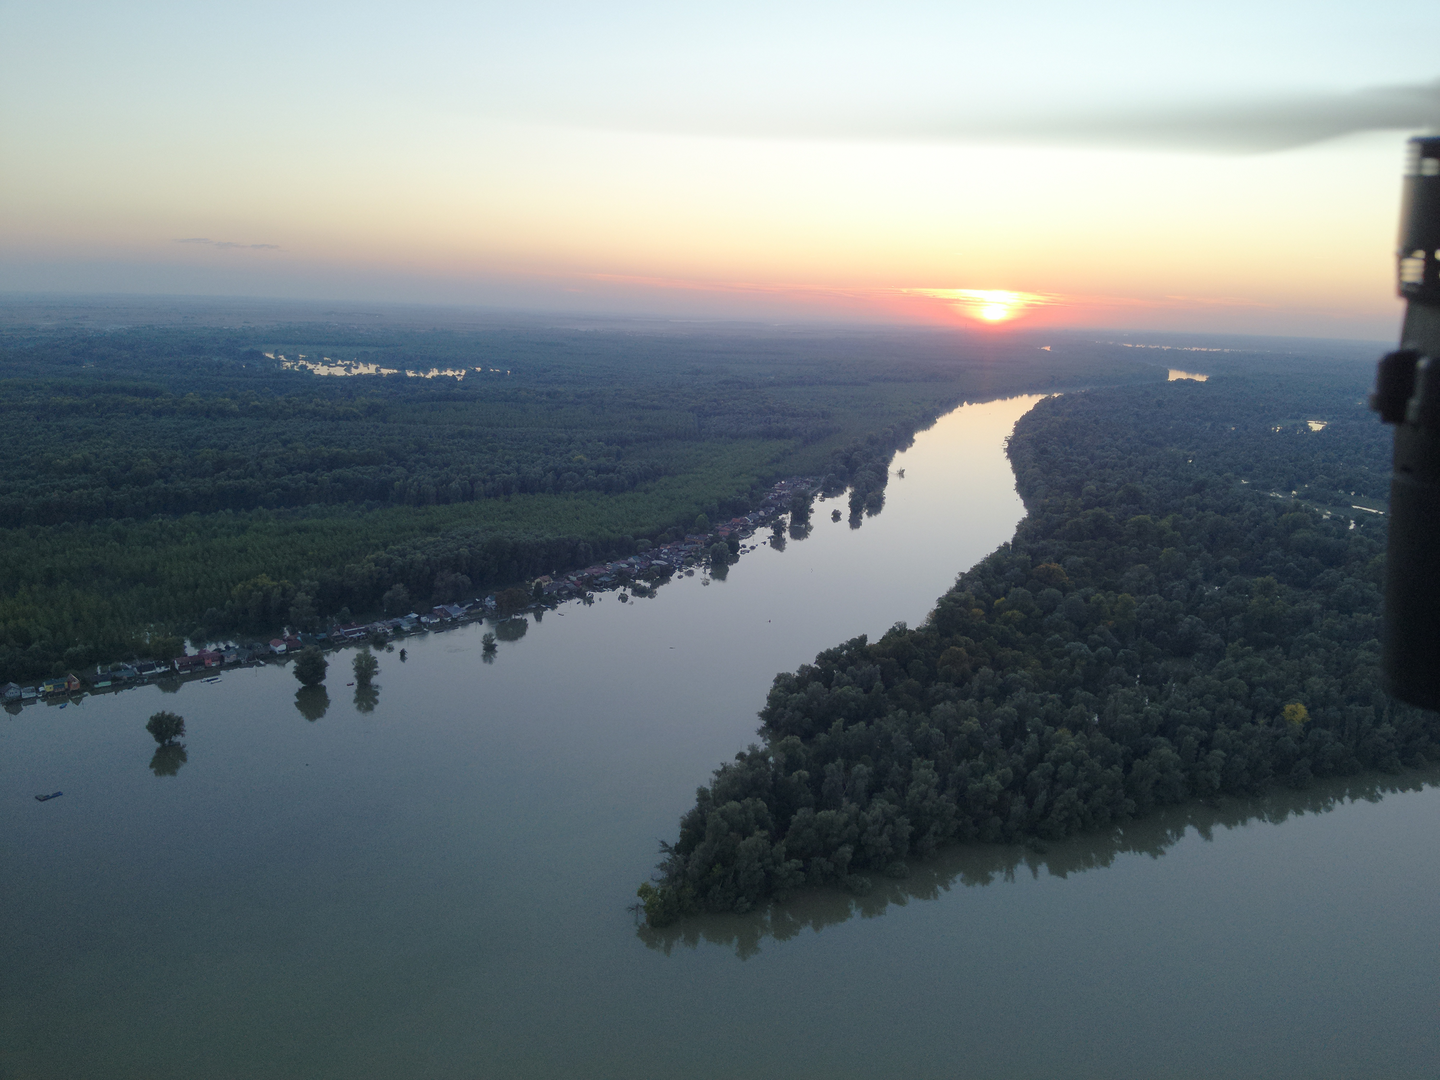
[
  {"left": 292, "top": 646, "right": 328, "bottom": 686},
  {"left": 145, "top": 710, "right": 185, "bottom": 746}
]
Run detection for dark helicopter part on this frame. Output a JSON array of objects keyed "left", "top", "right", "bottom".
[{"left": 1374, "top": 135, "right": 1440, "bottom": 709}]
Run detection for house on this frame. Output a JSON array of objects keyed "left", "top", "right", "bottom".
[
  {"left": 173, "top": 654, "right": 205, "bottom": 673},
  {"left": 1, "top": 682, "right": 21, "bottom": 702},
  {"left": 41, "top": 674, "right": 82, "bottom": 695},
  {"left": 197, "top": 648, "right": 224, "bottom": 667},
  {"left": 433, "top": 603, "right": 468, "bottom": 621},
  {"left": 269, "top": 638, "right": 288, "bottom": 655}
]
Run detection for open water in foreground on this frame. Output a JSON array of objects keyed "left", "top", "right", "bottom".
[{"left": 3, "top": 396, "right": 1438, "bottom": 1079}]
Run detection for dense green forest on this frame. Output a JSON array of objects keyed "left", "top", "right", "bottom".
[
  {"left": 636, "top": 362, "right": 1428, "bottom": 927},
  {"left": 0, "top": 321, "right": 1161, "bottom": 681}
]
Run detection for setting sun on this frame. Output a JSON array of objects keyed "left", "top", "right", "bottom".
[
  {"left": 904, "top": 288, "right": 1047, "bottom": 325},
  {"left": 979, "top": 298, "right": 1015, "bottom": 321}
]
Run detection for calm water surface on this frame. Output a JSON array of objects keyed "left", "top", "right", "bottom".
[{"left": 4, "top": 396, "right": 1438, "bottom": 1079}]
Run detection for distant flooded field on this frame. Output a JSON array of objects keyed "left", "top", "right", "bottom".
[{"left": 4, "top": 394, "right": 1437, "bottom": 1080}]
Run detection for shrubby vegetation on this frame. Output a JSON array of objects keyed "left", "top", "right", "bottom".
[
  {"left": 0, "top": 323, "right": 1160, "bottom": 680},
  {"left": 637, "top": 367, "right": 1430, "bottom": 927}
]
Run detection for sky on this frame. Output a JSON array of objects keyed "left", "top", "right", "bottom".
[{"left": 3, "top": 1, "right": 1439, "bottom": 338}]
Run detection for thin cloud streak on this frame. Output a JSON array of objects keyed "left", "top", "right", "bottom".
[
  {"left": 931, "top": 79, "right": 1440, "bottom": 153},
  {"left": 174, "top": 238, "right": 281, "bottom": 250},
  {"left": 582, "top": 79, "right": 1440, "bottom": 154}
]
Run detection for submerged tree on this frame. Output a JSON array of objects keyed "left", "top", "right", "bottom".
[
  {"left": 482, "top": 632, "right": 497, "bottom": 653},
  {"left": 145, "top": 710, "right": 187, "bottom": 776},
  {"left": 292, "top": 645, "right": 327, "bottom": 686},
  {"left": 353, "top": 649, "right": 379, "bottom": 688},
  {"left": 789, "top": 490, "right": 813, "bottom": 526},
  {"left": 145, "top": 710, "right": 185, "bottom": 746},
  {"left": 495, "top": 618, "right": 527, "bottom": 642}
]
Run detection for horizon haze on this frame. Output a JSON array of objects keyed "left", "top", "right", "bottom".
[{"left": 4, "top": 1, "right": 1438, "bottom": 340}]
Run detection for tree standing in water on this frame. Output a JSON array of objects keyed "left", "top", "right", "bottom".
[
  {"left": 145, "top": 710, "right": 187, "bottom": 776},
  {"left": 146, "top": 710, "right": 185, "bottom": 745},
  {"left": 353, "top": 650, "right": 379, "bottom": 687},
  {"left": 292, "top": 646, "right": 328, "bottom": 686}
]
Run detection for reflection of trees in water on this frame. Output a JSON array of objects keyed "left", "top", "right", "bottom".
[
  {"left": 495, "top": 618, "right": 528, "bottom": 642},
  {"left": 637, "top": 768, "right": 1440, "bottom": 960},
  {"left": 149, "top": 743, "right": 188, "bottom": 776},
  {"left": 295, "top": 685, "right": 330, "bottom": 721},
  {"left": 354, "top": 684, "right": 379, "bottom": 713}
]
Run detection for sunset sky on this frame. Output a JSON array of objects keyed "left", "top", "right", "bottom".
[{"left": 3, "top": 1, "right": 1438, "bottom": 337}]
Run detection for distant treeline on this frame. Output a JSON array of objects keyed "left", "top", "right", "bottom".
[
  {"left": 0, "top": 323, "right": 1166, "bottom": 681},
  {"left": 638, "top": 364, "right": 1429, "bottom": 927}
]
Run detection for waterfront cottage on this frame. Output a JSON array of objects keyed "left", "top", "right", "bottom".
[{"left": 41, "top": 674, "right": 82, "bottom": 695}]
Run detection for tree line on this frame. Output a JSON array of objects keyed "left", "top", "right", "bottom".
[{"left": 0, "top": 323, "right": 1166, "bottom": 682}]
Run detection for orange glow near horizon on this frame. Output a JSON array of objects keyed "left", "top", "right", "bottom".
[{"left": 904, "top": 288, "right": 1051, "bottom": 325}]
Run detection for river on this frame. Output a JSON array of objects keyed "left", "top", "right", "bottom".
[{"left": 3, "top": 395, "right": 1438, "bottom": 1079}]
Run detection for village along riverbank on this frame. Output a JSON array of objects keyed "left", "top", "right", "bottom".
[{"left": 4, "top": 393, "right": 1438, "bottom": 1080}]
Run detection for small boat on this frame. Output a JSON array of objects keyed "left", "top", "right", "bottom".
[
  {"left": 35, "top": 792, "right": 62, "bottom": 802},
  {"left": 203, "top": 676, "right": 221, "bottom": 683}
]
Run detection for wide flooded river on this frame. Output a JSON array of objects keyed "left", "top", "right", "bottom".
[{"left": 4, "top": 396, "right": 1438, "bottom": 1079}]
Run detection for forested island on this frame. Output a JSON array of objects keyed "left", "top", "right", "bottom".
[
  {"left": 636, "top": 360, "right": 1433, "bottom": 927},
  {"left": 0, "top": 316, "right": 1160, "bottom": 682}
]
